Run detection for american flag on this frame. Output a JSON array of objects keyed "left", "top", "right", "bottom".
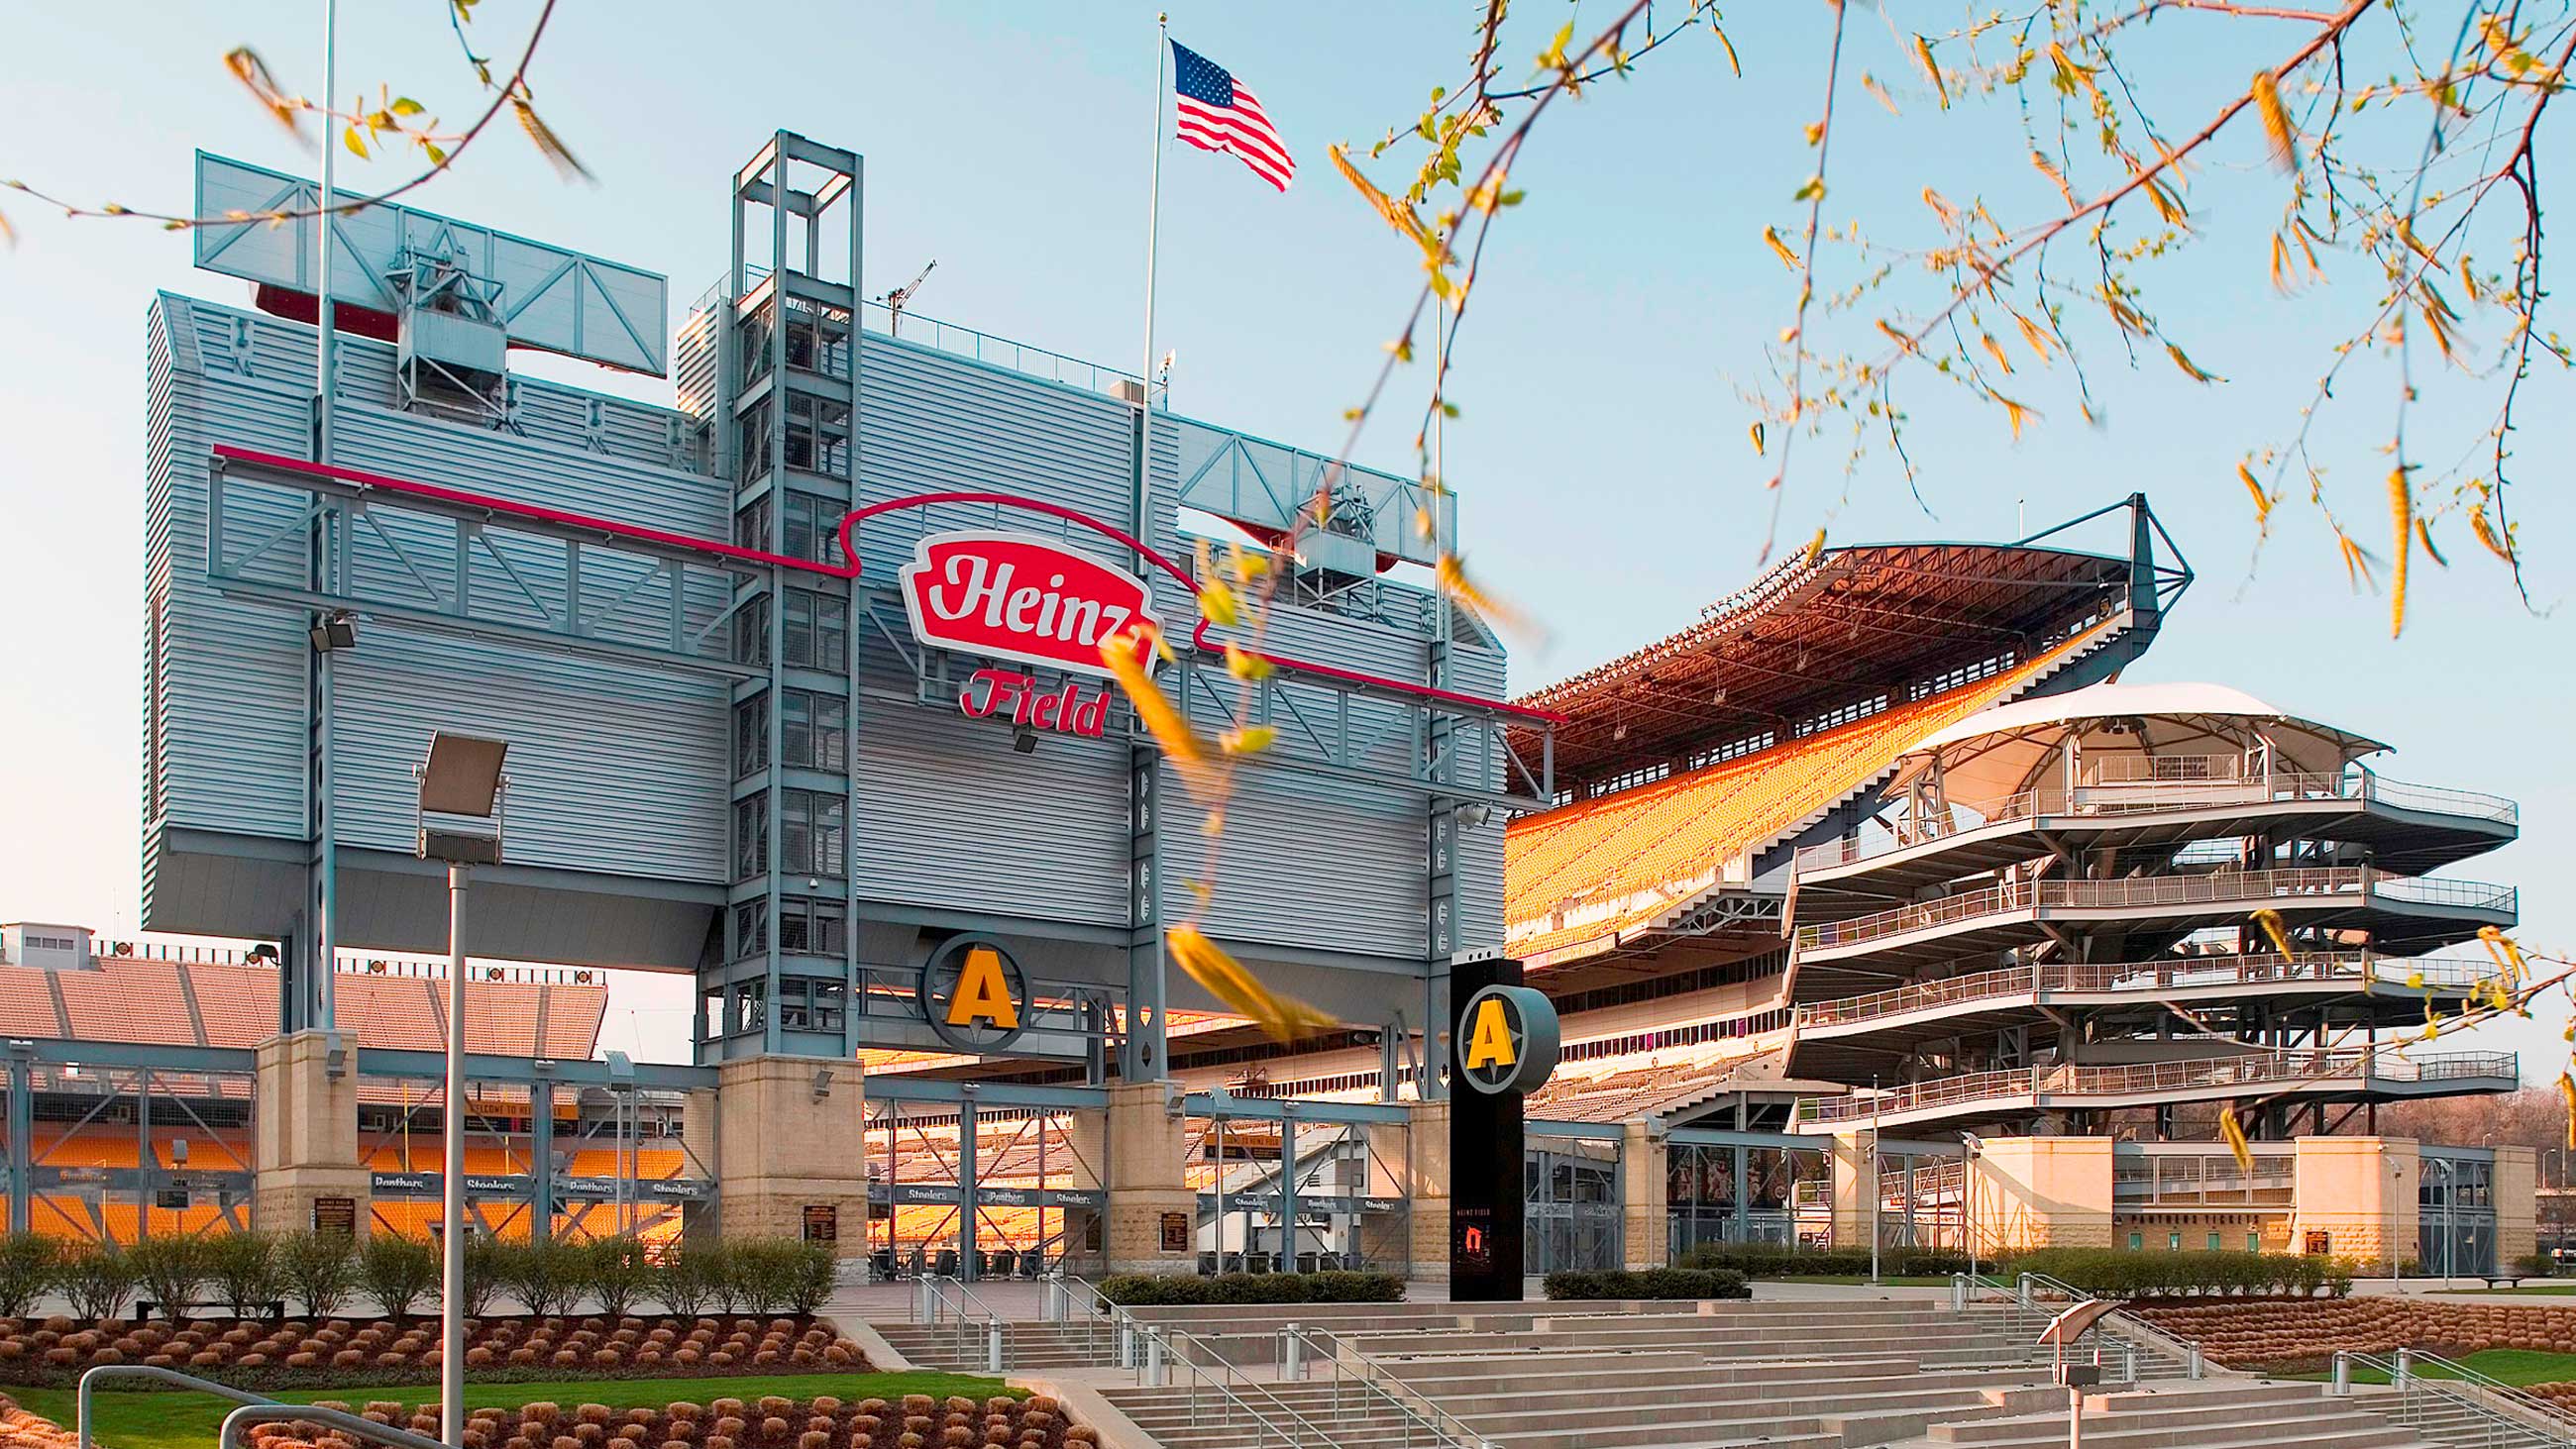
[{"left": 1171, "top": 41, "right": 1295, "bottom": 192}]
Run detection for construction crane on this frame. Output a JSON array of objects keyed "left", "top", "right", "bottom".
[{"left": 883, "top": 259, "right": 937, "bottom": 337}]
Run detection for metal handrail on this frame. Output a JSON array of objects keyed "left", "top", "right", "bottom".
[
  {"left": 79, "top": 1364, "right": 441, "bottom": 1449},
  {"left": 915, "top": 1272, "right": 1013, "bottom": 1370},
  {"left": 218, "top": 1402, "right": 448, "bottom": 1449},
  {"left": 1802, "top": 1047, "right": 2518, "bottom": 1124},
  {"left": 1961, "top": 1272, "right": 2197, "bottom": 1382},
  {"left": 1793, "top": 766, "right": 2517, "bottom": 873},
  {"left": 1796, "top": 867, "right": 2516, "bottom": 952},
  {"left": 1795, "top": 951, "right": 2494, "bottom": 1031},
  {"left": 1279, "top": 1321, "right": 1488, "bottom": 1449},
  {"left": 2337, "top": 1348, "right": 2576, "bottom": 1447}
]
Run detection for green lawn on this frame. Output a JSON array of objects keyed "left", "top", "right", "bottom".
[
  {"left": 1773, "top": 1275, "right": 1956, "bottom": 1288},
  {"left": 2448, "top": 1284, "right": 2576, "bottom": 1296},
  {"left": 10, "top": 1371, "right": 1019, "bottom": 1449},
  {"left": 2328, "top": 1349, "right": 2576, "bottom": 1388}
]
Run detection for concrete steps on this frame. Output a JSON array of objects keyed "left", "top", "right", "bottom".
[{"left": 1888, "top": 1381, "right": 2446, "bottom": 1449}]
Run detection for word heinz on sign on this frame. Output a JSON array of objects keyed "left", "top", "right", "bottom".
[
  {"left": 960, "top": 669, "right": 1112, "bottom": 739},
  {"left": 902, "top": 530, "right": 1160, "bottom": 679}
]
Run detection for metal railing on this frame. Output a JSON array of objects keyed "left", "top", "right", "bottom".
[
  {"left": 1279, "top": 1322, "right": 1490, "bottom": 1449},
  {"left": 1959, "top": 1272, "right": 2204, "bottom": 1383},
  {"left": 1794, "top": 951, "right": 2496, "bottom": 1031},
  {"left": 1802, "top": 1048, "right": 2517, "bottom": 1124},
  {"left": 912, "top": 1272, "right": 1013, "bottom": 1373},
  {"left": 2334, "top": 1348, "right": 2576, "bottom": 1447},
  {"left": 79, "top": 1364, "right": 444, "bottom": 1449},
  {"left": 1793, "top": 765, "right": 2517, "bottom": 874},
  {"left": 1796, "top": 868, "right": 2516, "bottom": 952}
]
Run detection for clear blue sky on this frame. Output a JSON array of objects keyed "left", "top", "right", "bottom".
[{"left": 2, "top": 3, "right": 2565, "bottom": 1068}]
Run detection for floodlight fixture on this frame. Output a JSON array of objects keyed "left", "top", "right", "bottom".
[
  {"left": 415, "top": 732, "right": 509, "bottom": 865},
  {"left": 309, "top": 610, "right": 359, "bottom": 653}
]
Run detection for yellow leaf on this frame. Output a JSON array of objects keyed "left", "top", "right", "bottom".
[
  {"left": 1862, "top": 73, "right": 1900, "bottom": 115},
  {"left": 2218, "top": 1105, "right": 2253, "bottom": 1174},
  {"left": 1225, "top": 643, "right": 1272, "bottom": 681},
  {"left": 2165, "top": 342, "right": 2224, "bottom": 383},
  {"left": 1979, "top": 333, "right": 2014, "bottom": 375},
  {"left": 2389, "top": 466, "right": 2413, "bottom": 638},
  {"left": 1220, "top": 725, "right": 1276, "bottom": 756},
  {"left": 1803, "top": 528, "right": 1827, "bottom": 566},
  {"left": 1913, "top": 36, "right": 1948, "bottom": 109},
  {"left": 1167, "top": 925, "right": 1335, "bottom": 1044},
  {"left": 511, "top": 99, "right": 591, "bottom": 181},
  {"left": 0, "top": 206, "right": 13, "bottom": 251},
  {"left": 1436, "top": 553, "right": 1539, "bottom": 641},
  {"left": 223, "top": 46, "right": 301, "bottom": 133},
  {"left": 343, "top": 126, "right": 370, "bottom": 160},
  {"left": 1996, "top": 393, "right": 2033, "bottom": 441},
  {"left": 1763, "top": 225, "right": 1801, "bottom": 272},
  {"left": 1330, "top": 144, "right": 1431, "bottom": 252},
  {"left": 1100, "top": 625, "right": 1208, "bottom": 773},
  {"left": 1193, "top": 540, "right": 1241, "bottom": 628},
  {"left": 1749, "top": 422, "right": 1767, "bottom": 456},
  {"left": 2250, "top": 907, "right": 2293, "bottom": 957},
  {"left": 2013, "top": 313, "right": 2054, "bottom": 362},
  {"left": 2561, "top": 1073, "right": 2576, "bottom": 1150},
  {"left": 2238, "top": 464, "right": 2271, "bottom": 522},
  {"left": 2469, "top": 504, "right": 2514, "bottom": 565},
  {"left": 2251, "top": 71, "right": 2298, "bottom": 172}
]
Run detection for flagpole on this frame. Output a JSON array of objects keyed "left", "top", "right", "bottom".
[{"left": 1139, "top": 12, "right": 1169, "bottom": 411}]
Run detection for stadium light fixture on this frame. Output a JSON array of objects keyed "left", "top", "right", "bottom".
[
  {"left": 414, "top": 730, "right": 506, "bottom": 1449},
  {"left": 309, "top": 610, "right": 358, "bottom": 653}
]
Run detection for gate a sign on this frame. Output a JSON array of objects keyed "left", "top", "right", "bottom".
[
  {"left": 1457, "top": 984, "right": 1560, "bottom": 1095},
  {"left": 901, "top": 531, "right": 1159, "bottom": 679},
  {"left": 919, "top": 934, "right": 1034, "bottom": 1052}
]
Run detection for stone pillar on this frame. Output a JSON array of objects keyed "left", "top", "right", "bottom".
[
  {"left": 1620, "top": 1119, "right": 1669, "bottom": 1270},
  {"left": 2290, "top": 1136, "right": 2416, "bottom": 1272},
  {"left": 710, "top": 1054, "right": 868, "bottom": 1259},
  {"left": 1965, "top": 1137, "right": 2115, "bottom": 1254},
  {"left": 1073, "top": 1082, "right": 1194, "bottom": 1276},
  {"left": 1362, "top": 1099, "right": 1449, "bottom": 1282},
  {"left": 1829, "top": 1129, "right": 1873, "bottom": 1252},
  {"left": 679, "top": 1086, "right": 720, "bottom": 1246},
  {"left": 252, "top": 1029, "right": 371, "bottom": 1235},
  {"left": 2496, "top": 1145, "right": 2538, "bottom": 1272}
]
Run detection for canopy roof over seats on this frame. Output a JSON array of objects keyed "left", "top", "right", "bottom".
[{"left": 1891, "top": 680, "right": 2389, "bottom": 805}]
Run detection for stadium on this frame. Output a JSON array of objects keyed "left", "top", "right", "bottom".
[{"left": 2, "top": 128, "right": 2533, "bottom": 1305}]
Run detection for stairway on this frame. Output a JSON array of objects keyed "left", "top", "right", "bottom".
[
  {"left": 1885, "top": 1380, "right": 2447, "bottom": 1449},
  {"left": 873, "top": 1316, "right": 1120, "bottom": 1372}
]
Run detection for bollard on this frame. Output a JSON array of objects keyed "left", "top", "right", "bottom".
[
  {"left": 2331, "top": 1352, "right": 2351, "bottom": 1397},
  {"left": 1283, "top": 1324, "right": 1304, "bottom": 1382},
  {"left": 1951, "top": 1274, "right": 1970, "bottom": 1312},
  {"left": 2395, "top": 1348, "right": 2414, "bottom": 1389},
  {"left": 2120, "top": 1341, "right": 2137, "bottom": 1383},
  {"left": 987, "top": 1318, "right": 1005, "bottom": 1375},
  {"left": 2016, "top": 1273, "right": 2033, "bottom": 1310},
  {"left": 2188, "top": 1343, "right": 2204, "bottom": 1381},
  {"left": 1144, "top": 1331, "right": 1165, "bottom": 1388},
  {"left": 914, "top": 1275, "right": 931, "bottom": 1324},
  {"left": 1117, "top": 1320, "right": 1134, "bottom": 1371}
]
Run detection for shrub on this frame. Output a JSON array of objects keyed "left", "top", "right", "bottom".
[
  {"left": 1674, "top": 1244, "right": 1970, "bottom": 1279},
  {"left": 586, "top": 1238, "right": 652, "bottom": 1318},
  {"left": 780, "top": 1242, "right": 837, "bottom": 1316},
  {"left": 655, "top": 1243, "right": 717, "bottom": 1317},
  {"left": 358, "top": 1233, "right": 440, "bottom": 1319},
  {"left": 728, "top": 1238, "right": 817, "bottom": 1316},
  {"left": 1544, "top": 1267, "right": 1751, "bottom": 1300},
  {"left": 499, "top": 1242, "right": 587, "bottom": 1317},
  {"left": 460, "top": 1234, "right": 508, "bottom": 1315},
  {"left": 2000, "top": 1248, "right": 2355, "bottom": 1299},
  {"left": 57, "top": 1244, "right": 138, "bottom": 1321},
  {"left": 126, "top": 1234, "right": 211, "bottom": 1318},
  {"left": 2513, "top": 1252, "right": 2556, "bottom": 1279},
  {"left": 205, "top": 1231, "right": 284, "bottom": 1317},
  {"left": 0, "top": 1232, "right": 61, "bottom": 1319},
  {"left": 279, "top": 1230, "right": 358, "bottom": 1318},
  {"left": 1095, "top": 1271, "right": 1405, "bottom": 1306}
]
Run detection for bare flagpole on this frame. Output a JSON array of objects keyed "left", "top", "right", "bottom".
[{"left": 1139, "top": 13, "right": 1170, "bottom": 409}]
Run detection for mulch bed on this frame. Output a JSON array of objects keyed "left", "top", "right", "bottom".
[
  {"left": 0, "top": 1315, "right": 867, "bottom": 1390},
  {"left": 243, "top": 1393, "right": 1097, "bottom": 1449},
  {"left": 2131, "top": 1297, "right": 2576, "bottom": 1372}
]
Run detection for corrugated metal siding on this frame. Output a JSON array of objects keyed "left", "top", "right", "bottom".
[
  {"left": 849, "top": 632, "right": 1129, "bottom": 925},
  {"left": 1449, "top": 643, "right": 1509, "bottom": 952}
]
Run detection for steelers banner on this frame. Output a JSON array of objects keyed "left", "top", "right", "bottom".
[{"left": 1456, "top": 983, "right": 1559, "bottom": 1095}]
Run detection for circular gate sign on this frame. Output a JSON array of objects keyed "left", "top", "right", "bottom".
[
  {"left": 1457, "top": 984, "right": 1560, "bottom": 1095},
  {"left": 919, "top": 935, "right": 1033, "bottom": 1052}
]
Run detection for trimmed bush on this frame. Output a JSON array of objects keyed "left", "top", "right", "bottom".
[
  {"left": 1543, "top": 1267, "right": 1751, "bottom": 1300},
  {"left": 1675, "top": 1244, "right": 1970, "bottom": 1279},
  {"left": 358, "top": 1233, "right": 439, "bottom": 1319},
  {"left": 278, "top": 1230, "right": 357, "bottom": 1319},
  {"left": 2513, "top": 1251, "right": 2556, "bottom": 1279},
  {"left": 1095, "top": 1271, "right": 1404, "bottom": 1306},
  {"left": 585, "top": 1237, "right": 652, "bottom": 1318},
  {"left": 655, "top": 1243, "right": 717, "bottom": 1317},
  {"left": 56, "top": 1248, "right": 136, "bottom": 1321},
  {"left": 206, "top": 1231, "right": 284, "bottom": 1317},
  {"left": 2001, "top": 1248, "right": 2355, "bottom": 1298},
  {"left": 126, "top": 1234, "right": 211, "bottom": 1318},
  {"left": 0, "top": 1234, "right": 60, "bottom": 1319}
]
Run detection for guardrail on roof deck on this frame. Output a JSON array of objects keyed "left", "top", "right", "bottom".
[
  {"left": 1794, "top": 867, "right": 2518, "bottom": 953},
  {"left": 1793, "top": 765, "right": 2518, "bottom": 875},
  {"left": 1794, "top": 951, "right": 2497, "bottom": 1031},
  {"left": 1799, "top": 1048, "right": 2519, "bottom": 1125}
]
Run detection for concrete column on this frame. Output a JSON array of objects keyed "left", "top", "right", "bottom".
[
  {"left": 1829, "top": 1129, "right": 1873, "bottom": 1252},
  {"left": 1362, "top": 1099, "right": 1449, "bottom": 1282},
  {"left": 1620, "top": 1119, "right": 1669, "bottom": 1270},
  {"left": 1073, "top": 1082, "right": 1194, "bottom": 1276},
  {"left": 1964, "top": 1137, "right": 2115, "bottom": 1254},
  {"left": 2291, "top": 1136, "right": 2417, "bottom": 1272},
  {"left": 252, "top": 1029, "right": 371, "bottom": 1234},
  {"left": 679, "top": 1086, "right": 720, "bottom": 1245},
  {"left": 2496, "top": 1145, "right": 2538, "bottom": 1271},
  {"left": 710, "top": 1054, "right": 868, "bottom": 1258}
]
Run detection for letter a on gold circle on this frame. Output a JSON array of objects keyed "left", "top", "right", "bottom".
[
  {"left": 1463, "top": 996, "right": 1516, "bottom": 1072},
  {"left": 945, "top": 946, "right": 1021, "bottom": 1030}
]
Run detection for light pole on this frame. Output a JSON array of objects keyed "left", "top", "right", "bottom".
[
  {"left": 1869, "top": 1075, "right": 1882, "bottom": 1287},
  {"left": 415, "top": 732, "right": 508, "bottom": 1449}
]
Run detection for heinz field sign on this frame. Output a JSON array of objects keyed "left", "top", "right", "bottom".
[{"left": 900, "top": 530, "right": 1160, "bottom": 680}]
